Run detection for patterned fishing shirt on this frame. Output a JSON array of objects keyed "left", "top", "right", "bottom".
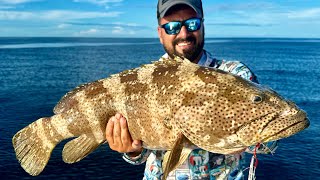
[{"left": 123, "top": 50, "right": 278, "bottom": 180}]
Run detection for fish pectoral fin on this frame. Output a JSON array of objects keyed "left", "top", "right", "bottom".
[
  {"left": 62, "top": 134, "right": 103, "bottom": 163},
  {"left": 162, "top": 133, "right": 192, "bottom": 180},
  {"left": 162, "top": 147, "right": 192, "bottom": 175}
]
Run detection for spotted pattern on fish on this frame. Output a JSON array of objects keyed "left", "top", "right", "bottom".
[{"left": 12, "top": 57, "right": 309, "bottom": 176}]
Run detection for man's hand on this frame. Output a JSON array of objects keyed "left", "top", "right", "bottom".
[{"left": 106, "top": 113, "right": 143, "bottom": 155}]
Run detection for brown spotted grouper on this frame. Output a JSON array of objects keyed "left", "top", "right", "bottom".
[{"left": 12, "top": 57, "right": 309, "bottom": 178}]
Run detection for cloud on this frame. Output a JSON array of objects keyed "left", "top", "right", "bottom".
[
  {"left": 0, "top": 10, "right": 33, "bottom": 20},
  {"left": 66, "top": 21, "right": 152, "bottom": 30},
  {"left": 287, "top": 8, "right": 320, "bottom": 19},
  {"left": 41, "top": 10, "right": 121, "bottom": 20},
  {"left": 206, "top": 2, "right": 320, "bottom": 23},
  {"left": 77, "top": 28, "right": 98, "bottom": 35},
  {"left": 206, "top": 2, "right": 276, "bottom": 13},
  {"left": 0, "top": 5, "right": 14, "bottom": 9},
  {"left": 112, "top": 26, "right": 123, "bottom": 34},
  {"left": 73, "top": 0, "right": 123, "bottom": 9},
  {"left": 0, "top": 0, "right": 42, "bottom": 4},
  {"left": 0, "top": 10, "right": 122, "bottom": 20},
  {"left": 57, "top": 23, "right": 70, "bottom": 29},
  {"left": 66, "top": 22, "right": 145, "bottom": 35},
  {"left": 73, "top": 0, "right": 123, "bottom": 5},
  {"left": 206, "top": 22, "right": 274, "bottom": 27},
  {"left": 73, "top": 28, "right": 100, "bottom": 36},
  {"left": 112, "top": 26, "right": 135, "bottom": 35}
]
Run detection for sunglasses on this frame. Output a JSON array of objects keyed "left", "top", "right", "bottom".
[{"left": 160, "top": 17, "right": 203, "bottom": 35}]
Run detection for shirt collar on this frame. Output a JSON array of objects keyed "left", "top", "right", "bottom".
[
  {"left": 197, "top": 51, "right": 207, "bottom": 66},
  {"left": 161, "top": 50, "right": 216, "bottom": 67}
]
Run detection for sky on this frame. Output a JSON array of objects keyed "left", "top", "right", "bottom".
[{"left": 0, "top": 0, "right": 319, "bottom": 38}]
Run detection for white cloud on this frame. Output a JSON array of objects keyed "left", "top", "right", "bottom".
[
  {"left": 0, "top": 0, "right": 42, "bottom": 4},
  {"left": 112, "top": 22, "right": 141, "bottom": 28},
  {"left": 73, "top": 0, "right": 123, "bottom": 5},
  {"left": 73, "top": 28, "right": 102, "bottom": 36},
  {"left": 207, "top": 2, "right": 320, "bottom": 24},
  {"left": 57, "top": 23, "right": 69, "bottom": 29},
  {"left": 206, "top": 2, "right": 276, "bottom": 13},
  {"left": 73, "top": 0, "right": 123, "bottom": 9},
  {"left": 0, "top": 5, "right": 14, "bottom": 9},
  {"left": 0, "top": 10, "right": 33, "bottom": 20},
  {"left": 287, "top": 8, "right": 320, "bottom": 19},
  {"left": 112, "top": 26, "right": 135, "bottom": 35},
  {"left": 42, "top": 10, "right": 121, "bottom": 20},
  {"left": 0, "top": 10, "right": 122, "bottom": 20},
  {"left": 78, "top": 28, "right": 98, "bottom": 35},
  {"left": 112, "top": 26, "right": 123, "bottom": 34}
]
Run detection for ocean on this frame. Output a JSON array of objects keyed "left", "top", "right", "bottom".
[{"left": 0, "top": 37, "right": 319, "bottom": 179}]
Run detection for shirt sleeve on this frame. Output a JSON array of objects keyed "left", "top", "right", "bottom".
[
  {"left": 122, "top": 148, "right": 151, "bottom": 165},
  {"left": 217, "top": 60, "right": 259, "bottom": 83}
]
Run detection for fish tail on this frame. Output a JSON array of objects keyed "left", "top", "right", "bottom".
[{"left": 12, "top": 116, "right": 69, "bottom": 176}]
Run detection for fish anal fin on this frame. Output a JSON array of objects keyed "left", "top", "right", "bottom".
[
  {"left": 162, "top": 133, "right": 192, "bottom": 180},
  {"left": 62, "top": 134, "right": 103, "bottom": 163}
]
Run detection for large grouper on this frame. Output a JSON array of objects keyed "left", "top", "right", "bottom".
[{"left": 12, "top": 57, "right": 309, "bottom": 178}]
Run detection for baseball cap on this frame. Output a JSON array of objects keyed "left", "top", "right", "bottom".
[{"left": 157, "top": 0, "right": 203, "bottom": 19}]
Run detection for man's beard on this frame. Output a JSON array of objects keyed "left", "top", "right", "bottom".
[{"left": 164, "top": 35, "right": 204, "bottom": 62}]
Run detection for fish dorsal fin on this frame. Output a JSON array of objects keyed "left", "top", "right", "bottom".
[
  {"left": 62, "top": 134, "right": 103, "bottom": 163},
  {"left": 161, "top": 133, "right": 192, "bottom": 180},
  {"left": 54, "top": 80, "right": 106, "bottom": 114}
]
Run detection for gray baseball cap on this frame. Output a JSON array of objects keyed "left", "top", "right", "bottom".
[{"left": 157, "top": 0, "right": 203, "bottom": 19}]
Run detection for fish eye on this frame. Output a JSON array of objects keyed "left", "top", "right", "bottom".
[{"left": 252, "top": 95, "right": 263, "bottom": 103}]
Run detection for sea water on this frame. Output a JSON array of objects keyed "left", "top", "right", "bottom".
[{"left": 1, "top": 37, "right": 319, "bottom": 179}]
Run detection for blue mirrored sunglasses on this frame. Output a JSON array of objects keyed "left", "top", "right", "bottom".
[{"left": 160, "top": 17, "right": 203, "bottom": 35}]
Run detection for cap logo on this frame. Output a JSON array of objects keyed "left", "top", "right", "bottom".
[{"left": 162, "top": 0, "right": 169, "bottom": 5}]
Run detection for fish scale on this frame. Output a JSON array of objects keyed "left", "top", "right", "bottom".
[{"left": 12, "top": 57, "right": 309, "bottom": 178}]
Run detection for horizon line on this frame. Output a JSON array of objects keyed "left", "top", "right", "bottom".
[{"left": 0, "top": 36, "right": 319, "bottom": 39}]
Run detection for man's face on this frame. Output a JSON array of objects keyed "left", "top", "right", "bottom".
[{"left": 158, "top": 6, "right": 204, "bottom": 62}]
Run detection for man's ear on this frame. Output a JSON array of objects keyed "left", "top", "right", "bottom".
[{"left": 158, "top": 26, "right": 164, "bottom": 44}]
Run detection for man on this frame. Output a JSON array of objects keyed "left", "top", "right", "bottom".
[{"left": 106, "top": 0, "right": 277, "bottom": 179}]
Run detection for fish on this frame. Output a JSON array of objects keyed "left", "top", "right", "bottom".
[{"left": 12, "top": 56, "right": 309, "bottom": 178}]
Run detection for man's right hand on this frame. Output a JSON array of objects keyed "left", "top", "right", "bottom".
[{"left": 106, "top": 113, "right": 143, "bottom": 156}]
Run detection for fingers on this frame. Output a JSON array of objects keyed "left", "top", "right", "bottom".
[
  {"left": 120, "top": 116, "right": 132, "bottom": 148},
  {"left": 105, "top": 116, "right": 115, "bottom": 145},
  {"left": 115, "top": 113, "right": 121, "bottom": 120},
  {"left": 132, "top": 140, "right": 142, "bottom": 151},
  {"left": 112, "top": 115, "right": 123, "bottom": 148},
  {"left": 106, "top": 113, "right": 142, "bottom": 153}
]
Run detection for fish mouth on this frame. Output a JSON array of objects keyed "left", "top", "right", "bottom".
[
  {"left": 262, "top": 110, "right": 310, "bottom": 142},
  {"left": 236, "top": 109, "right": 309, "bottom": 146}
]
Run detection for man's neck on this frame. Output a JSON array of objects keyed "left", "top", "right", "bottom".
[
  {"left": 192, "top": 50, "right": 204, "bottom": 64},
  {"left": 163, "top": 50, "right": 205, "bottom": 63}
]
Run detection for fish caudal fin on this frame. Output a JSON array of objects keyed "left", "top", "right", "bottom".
[
  {"left": 63, "top": 134, "right": 103, "bottom": 163},
  {"left": 12, "top": 117, "right": 62, "bottom": 176}
]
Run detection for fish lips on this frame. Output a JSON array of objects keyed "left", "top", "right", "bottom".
[
  {"left": 236, "top": 110, "right": 310, "bottom": 146},
  {"left": 262, "top": 110, "right": 310, "bottom": 142}
]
